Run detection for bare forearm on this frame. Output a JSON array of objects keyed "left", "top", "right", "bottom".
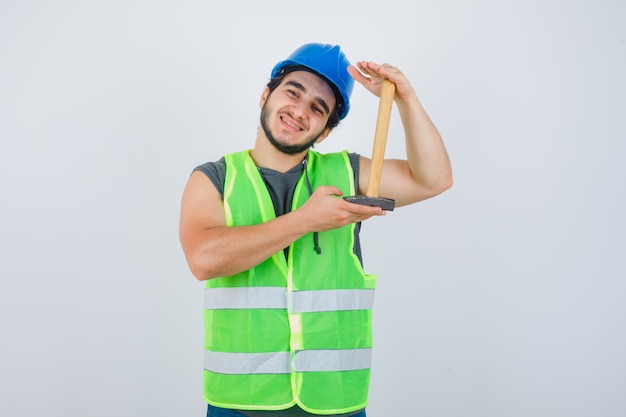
[{"left": 186, "top": 211, "right": 308, "bottom": 281}]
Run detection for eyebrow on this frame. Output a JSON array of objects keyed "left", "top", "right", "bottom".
[{"left": 284, "top": 80, "right": 331, "bottom": 115}]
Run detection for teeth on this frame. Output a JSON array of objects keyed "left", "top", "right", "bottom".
[{"left": 282, "top": 116, "right": 303, "bottom": 131}]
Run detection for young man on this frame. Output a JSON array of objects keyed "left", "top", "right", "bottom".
[{"left": 179, "top": 43, "right": 452, "bottom": 417}]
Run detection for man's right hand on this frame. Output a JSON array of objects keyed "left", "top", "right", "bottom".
[{"left": 294, "top": 185, "right": 385, "bottom": 233}]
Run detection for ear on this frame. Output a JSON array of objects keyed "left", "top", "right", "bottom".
[
  {"left": 315, "top": 127, "right": 333, "bottom": 144},
  {"left": 259, "top": 86, "right": 270, "bottom": 108}
]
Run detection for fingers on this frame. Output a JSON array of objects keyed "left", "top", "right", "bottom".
[
  {"left": 340, "top": 198, "right": 386, "bottom": 225},
  {"left": 358, "top": 61, "right": 387, "bottom": 76},
  {"left": 350, "top": 61, "right": 414, "bottom": 101},
  {"left": 347, "top": 64, "right": 371, "bottom": 86},
  {"left": 314, "top": 186, "right": 383, "bottom": 215},
  {"left": 355, "top": 61, "right": 398, "bottom": 81},
  {"left": 348, "top": 62, "right": 387, "bottom": 91},
  {"left": 300, "top": 187, "right": 385, "bottom": 232}
]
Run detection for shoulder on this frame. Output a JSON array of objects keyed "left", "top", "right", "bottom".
[
  {"left": 193, "top": 158, "right": 226, "bottom": 196},
  {"left": 194, "top": 157, "right": 226, "bottom": 178}
]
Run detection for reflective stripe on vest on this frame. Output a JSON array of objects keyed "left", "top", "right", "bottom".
[
  {"left": 204, "top": 287, "right": 374, "bottom": 312},
  {"left": 204, "top": 348, "right": 372, "bottom": 374},
  {"left": 204, "top": 350, "right": 291, "bottom": 374}
]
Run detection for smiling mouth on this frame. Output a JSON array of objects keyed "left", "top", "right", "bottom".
[{"left": 280, "top": 114, "right": 305, "bottom": 131}]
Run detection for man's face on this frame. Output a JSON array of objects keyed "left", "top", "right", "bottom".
[{"left": 260, "top": 71, "right": 336, "bottom": 155}]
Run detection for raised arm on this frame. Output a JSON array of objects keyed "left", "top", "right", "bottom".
[
  {"left": 179, "top": 170, "right": 384, "bottom": 280},
  {"left": 348, "top": 62, "right": 453, "bottom": 207}
]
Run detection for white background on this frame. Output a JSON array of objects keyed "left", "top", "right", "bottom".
[{"left": 1, "top": 1, "right": 625, "bottom": 416}]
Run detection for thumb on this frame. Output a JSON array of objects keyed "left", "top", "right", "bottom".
[{"left": 347, "top": 65, "right": 368, "bottom": 85}]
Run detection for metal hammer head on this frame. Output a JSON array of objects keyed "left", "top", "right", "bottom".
[{"left": 344, "top": 195, "right": 395, "bottom": 211}]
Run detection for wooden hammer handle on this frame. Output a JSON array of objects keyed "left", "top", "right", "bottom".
[{"left": 366, "top": 79, "right": 396, "bottom": 197}]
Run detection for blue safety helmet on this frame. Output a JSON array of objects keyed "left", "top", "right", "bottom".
[{"left": 270, "top": 43, "right": 354, "bottom": 120}]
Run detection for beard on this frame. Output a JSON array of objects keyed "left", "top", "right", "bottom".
[{"left": 260, "top": 103, "right": 326, "bottom": 155}]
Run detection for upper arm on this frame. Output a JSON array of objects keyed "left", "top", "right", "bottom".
[
  {"left": 179, "top": 170, "right": 226, "bottom": 259},
  {"left": 358, "top": 156, "right": 440, "bottom": 207}
]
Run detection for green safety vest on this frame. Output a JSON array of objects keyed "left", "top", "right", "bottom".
[{"left": 203, "top": 150, "right": 377, "bottom": 415}]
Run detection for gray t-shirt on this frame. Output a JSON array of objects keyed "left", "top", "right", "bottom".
[{"left": 193, "top": 152, "right": 365, "bottom": 417}]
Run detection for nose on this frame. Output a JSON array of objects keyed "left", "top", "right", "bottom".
[{"left": 291, "top": 99, "right": 308, "bottom": 120}]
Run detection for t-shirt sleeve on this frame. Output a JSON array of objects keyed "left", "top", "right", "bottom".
[
  {"left": 193, "top": 157, "right": 226, "bottom": 196},
  {"left": 348, "top": 152, "right": 360, "bottom": 187}
]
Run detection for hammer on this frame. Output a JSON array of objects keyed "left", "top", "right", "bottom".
[{"left": 344, "top": 78, "right": 396, "bottom": 211}]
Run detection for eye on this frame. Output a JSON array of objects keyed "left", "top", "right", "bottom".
[
  {"left": 311, "top": 105, "right": 324, "bottom": 115},
  {"left": 287, "top": 89, "right": 298, "bottom": 98}
]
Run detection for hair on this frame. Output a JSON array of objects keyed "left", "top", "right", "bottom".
[{"left": 266, "top": 65, "right": 342, "bottom": 130}]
